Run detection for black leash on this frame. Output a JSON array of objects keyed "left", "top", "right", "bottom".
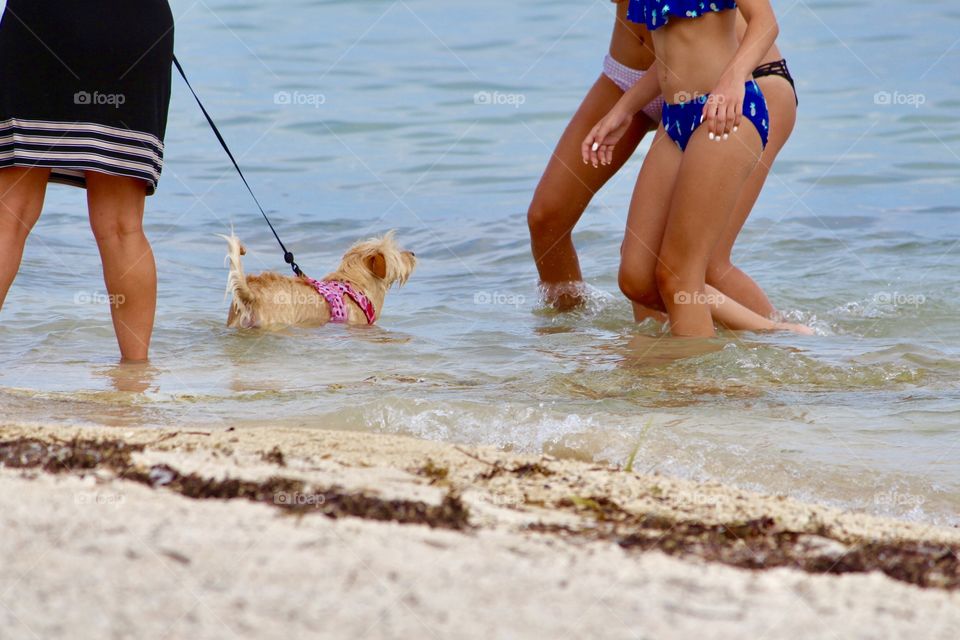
[{"left": 172, "top": 55, "right": 303, "bottom": 277}]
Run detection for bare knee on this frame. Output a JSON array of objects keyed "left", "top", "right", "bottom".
[
  {"left": 655, "top": 257, "right": 692, "bottom": 306},
  {"left": 90, "top": 210, "right": 144, "bottom": 245},
  {"left": 619, "top": 266, "right": 662, "bottom": 309},
  {"left": 0, "top": 201, "right": 43, "bottom": 245},
  {"left": 527, "top": 202, "right": 553, "bottom": 237},
  {"left": 0, "top": 191, "right": 46, "bottom": 243},
  {"left": 86, "top": 173, "right": 148, "bottom": 245},
  {"left": 527, "top": 194, "right": 581, "bottom": 243},
  {"left": 0, "top": 210, "right": 33, "bottom": 242}
]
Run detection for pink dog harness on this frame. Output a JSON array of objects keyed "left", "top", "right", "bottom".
[{"left": 305, "top": 278, "right": 376, "bottom": 324}]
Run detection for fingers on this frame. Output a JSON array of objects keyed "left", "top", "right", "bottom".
[
  {"left": 583, "top": 122, "right": 616, "bottom": 168},
  {"left": 596, "top": 120, "right": 617, "bottom": 166},
  {"left": 704, "top": 94, "right": 743, "bottom": 142},
  {"left": 713, "top": 97, "right": 727, "bottom": 141},
  {"left": 702, "top": 100, "right": 718, "bottom": 141},
  {"left": 595, "top": 123, "right": 611, "bottom": 166},
  {"left": 590, "top": 129, "right": 604, "bottom": 168},
  {"left": 718, "top": 97, "right": 742, "bottom": 140},
  {"left": 719, "top": 100, "right": 736, "bottom": 140},
  {"left": 591, "top": 129, "right": 605, "bottom": 167},
  {"left": 727, "top": 101, "right": 738, "bottom": 139},
  {"left": 582, "top": 126, "right": 600, "bottom": 165},
  {"left": 597, "top": 142, "right": 613, "bottom": 166}
]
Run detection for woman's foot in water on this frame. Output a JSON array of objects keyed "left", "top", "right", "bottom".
[{"left": 774, "top": 321, "right": 815, "bottom": 336}]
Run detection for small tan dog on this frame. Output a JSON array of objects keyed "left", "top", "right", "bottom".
[{"left": 221, "top": 232, "right": 415, "bottom": 328}]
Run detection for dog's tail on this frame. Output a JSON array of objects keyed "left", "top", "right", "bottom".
[{"left": 218, "top": 234, "right": 256, "bottom": 322}]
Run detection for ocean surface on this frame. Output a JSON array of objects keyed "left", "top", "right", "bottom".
[{"left": 1, "top": 0, "right": 958, "bottom": 525}]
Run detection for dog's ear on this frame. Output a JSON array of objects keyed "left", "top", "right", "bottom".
[{"left": 364, "top": 252, "right": 388, "bottom": 279}]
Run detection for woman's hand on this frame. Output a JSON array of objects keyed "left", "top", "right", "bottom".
[
  {"left": 582, "top": 106, "right": 633, "bottom": 168},
  {"left": 702, "top": 72, "right": 745, "bottom": 141}
]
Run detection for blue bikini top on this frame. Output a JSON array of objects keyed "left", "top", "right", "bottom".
[{"left": 627, "top": 0, "right": 738, "bottom": 31}]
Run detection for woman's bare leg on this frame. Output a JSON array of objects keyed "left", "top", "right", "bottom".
[
  {"left": 656, "top": 123, "right": 763, "bottom": 337},
  {"left": 0, "top": 167, "right": 50, "bottom": 309},
  {"left": 86, "top": 172, "right": 156, "bottom": 362},
  {"left": 702, "top": 284, "right": 812, "bottom": 334},
  {"left": 619, "top": 127, "right": 682, "bottom": 319},
  {"left": 529, "top": 74, "right": 652, "bottom": 310},
  {"left": 705, "top": 76, "right": 797, "bottom": 317},
  {"left": 620, "top": 126, "right": 809, "bottom": 335}
]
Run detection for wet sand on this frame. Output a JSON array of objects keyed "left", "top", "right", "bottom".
[{"left": 1, "top": 421, "right": 958, "bottom": 639}]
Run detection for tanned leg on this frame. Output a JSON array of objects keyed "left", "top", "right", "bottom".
[
  {"left": 618, "top": 127, "right": 683, "bottom": 321},
  {"left": 86, "top": 172, "right": 156, "bottom": 362},
  {"left": 656, "top": 122, "right": 763, "bottom": 336},
  {"left": 0, "top": 167, "right": 50, "bottom": 309},
  {"left": 529, "top": 74, "right": 652, "bottom": 310},
  {"left": 706, "top": 76, "right": 797, "bottom": 318}
]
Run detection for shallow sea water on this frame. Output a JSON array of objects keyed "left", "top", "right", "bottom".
[{"left": 1, "top": 0, "right": 958, "bottom": 524}]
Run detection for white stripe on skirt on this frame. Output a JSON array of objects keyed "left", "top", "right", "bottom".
[{"left": 0, "top": 117, "right": 165, "bottom": 194}]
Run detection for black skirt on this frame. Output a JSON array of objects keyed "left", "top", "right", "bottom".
[{"left": 0, "top": 0, "right": 174, "bottom": 195}]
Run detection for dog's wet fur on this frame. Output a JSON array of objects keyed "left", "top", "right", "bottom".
[{"left": 221, "top": 232, "right": 415, "bottom": 328}]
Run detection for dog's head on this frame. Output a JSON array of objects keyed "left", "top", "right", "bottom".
[{"left": 332, "top": 231, "right": 416, "bottom": 296}]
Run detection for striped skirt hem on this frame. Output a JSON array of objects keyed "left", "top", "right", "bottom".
[{"left": 0, "top": 117, "right": 165, "bottom": 195}]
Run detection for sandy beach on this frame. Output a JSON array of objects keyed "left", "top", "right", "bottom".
[{"left": 1, "top": 421, "right": 957, "bottom": 640}]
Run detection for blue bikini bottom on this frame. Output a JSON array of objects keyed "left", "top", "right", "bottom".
[{"left": 661, "top": 80, "right": 769, "bottom": 151}]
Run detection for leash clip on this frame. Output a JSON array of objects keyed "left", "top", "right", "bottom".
[{"left": 285, "top": 252, "right": 303, "bottom": 277}]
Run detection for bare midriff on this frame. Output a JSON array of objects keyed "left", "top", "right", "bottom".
[
  {"left": 609, "top": 0, "right": 656, "bottom": 71},
  {"left": 653, "top": 9, "right": 741, "bottom": 104}
]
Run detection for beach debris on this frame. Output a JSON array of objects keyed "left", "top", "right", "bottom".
[
  {"left": 416, "top": 458, "right": 449, "bottom": 483},
  {"left": 145, "top": 431, "right": 212, "bottom": 446},
  {"left": 0, "top": 435, "right": 143, "bottom": 472},
  {"left": 0, "top": 436, "right": 469, "bottom": 531},
  {"left": 148, "top": 465, "right": 177, "bottom": 487},
  {"left": 623, "top": 418, "right": 655, "bottom": 473},
  {"left": 454, "top": 446, "right": 555, "bottom": 480},
  {"left": 3, "top": 434, "right": 956, "bottom": 591},
  {"left": 160, "top": 549, "right": 192, "bottom": 565},
  {"left": 260, "top": 446, "right": 286, "bottom": 467},
  {"left": 534, "top": 494, "right": 960, "bottom": 591}
]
